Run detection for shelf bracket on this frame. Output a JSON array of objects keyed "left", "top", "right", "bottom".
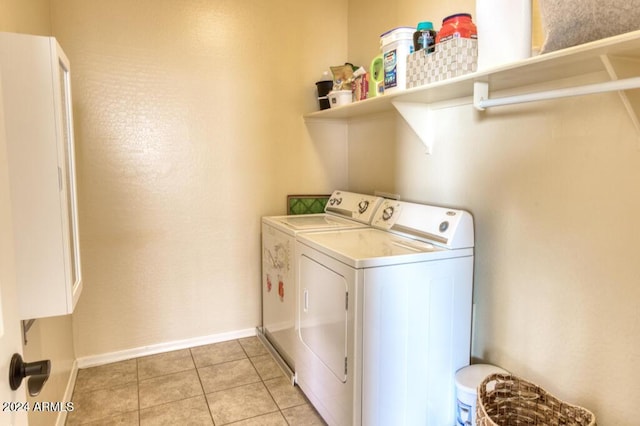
[
  {"left": 600, "top": 54, "right": 640, "bottom": 145},
  {"left": 21, "top": 319, "right": 36, "bottom": 345},
  {"left": 391, "top": 101, "right": 434, "bottom": 154},
  {"left": 473, "top": 81, "right": 489, "bottom": 111}
]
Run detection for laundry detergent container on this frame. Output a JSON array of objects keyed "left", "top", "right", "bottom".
[
  {"left": 380, "top": 26, "right": 414, "bottom": 93},
  {"left": 455, "top": 364, "right": 508, "bottom": 426}
]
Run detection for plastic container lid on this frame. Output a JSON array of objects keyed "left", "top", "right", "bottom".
[
  {"left": 455, "top": 364, "right": 509, "bottom": 394},
  {"left": 380, "top": 26, "right": 415, "bottom": 37},
  {"left": 416, "top": 21, "right": 434, "bottom": 31},
  {"left": 380, "top": 26, "right": 415, "bottom": 46},
  {"left": 442, "top": 13, "right": 473, "bottom": 23}
]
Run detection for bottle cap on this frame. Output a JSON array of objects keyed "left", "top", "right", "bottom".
[{"left": 416, "top": 21, "right": 434, "bottom": 31}]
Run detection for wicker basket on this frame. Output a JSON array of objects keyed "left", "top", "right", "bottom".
[{"left": 476, "top": 373, "right": 596, "bottom": 426}]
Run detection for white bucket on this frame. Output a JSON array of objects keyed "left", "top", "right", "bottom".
[
  {"left": 455, "top": 364, "right": 509, "bottom": 426},
  {"left": 327, "top": 90, "right": 353, "bottom": 108},
  {"left": 476, "top": 0, "right": 532, "bottom": 70},
  {"left": 380, "top": 27, "right": 414, "bottom": 93}
]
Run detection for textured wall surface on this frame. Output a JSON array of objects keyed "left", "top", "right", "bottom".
[
  {"left": 50, "top": 0, "right": 348, "bottom": 358},
  {"left": 0, "top": 0, "right": 50, "bottom": 35}
]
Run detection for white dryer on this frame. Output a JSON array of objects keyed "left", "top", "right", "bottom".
[
  {"left": 259, "top": 190, "right": 383, "bottom": 380},
  {"left": 295, "top": 199, "right": 474, "bottom": 426}
]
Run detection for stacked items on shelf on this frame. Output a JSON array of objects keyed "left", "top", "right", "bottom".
[
  {"left": 315, "top": 63, "right": 367, "bottom": 110},
  {"left": 313, "top": 13, "right": 480, "bottom": 110},
  {"left": 407, "top": 13, "right": 478, "bottom": 89}
]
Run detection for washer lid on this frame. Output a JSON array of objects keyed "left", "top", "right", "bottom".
[
  {"left": 265, "top": 214, "right": 366, "bottom": 231},
  {"left": 297, "top": 227, "right": 472, "bottom": 268},
  {"left": 262, "top": 190, "right": 384, "bottom": 234}
]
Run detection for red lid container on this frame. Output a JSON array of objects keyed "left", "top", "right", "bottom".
[{"left": 436, "top": 13, "right": 477, "bottom": 44}]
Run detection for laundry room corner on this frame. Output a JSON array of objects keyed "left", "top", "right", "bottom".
[{"left": 345, "top": 0, "right": 640, "bottom": 423}]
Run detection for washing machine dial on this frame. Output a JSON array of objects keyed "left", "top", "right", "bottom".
[
  {"left": 382, "top": 206, "right": 395, "bottom": 221},
  {"left": 329, "top": 197, "right": 342, "bottom": 206},
  {"left": 358, "top": 200, "right": 370, "bottom": 214},
  {"left": 439, "top": 221, "right": 449, "bottom": 233}
]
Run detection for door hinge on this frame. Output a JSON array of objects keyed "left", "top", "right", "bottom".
[
  {"left": 345, "top": 292, "right": 348, "bottom": 310},
  {"left": 345, "top": 357, "right": 348, "bottom": 375}
]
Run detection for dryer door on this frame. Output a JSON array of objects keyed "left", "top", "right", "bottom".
[
  {"left": 298, "top": 254, "right": 348, "bottom": 382},
  {"left": 295, "top": 241, "right": 361, "bottom": 426}
]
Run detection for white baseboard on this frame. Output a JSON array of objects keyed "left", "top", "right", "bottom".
[
  {"left": 76, "top": 328, "right": 256, "bottom": 369},
  {"left": 55, "top": 359, "right": 78, "bottom": 426}
]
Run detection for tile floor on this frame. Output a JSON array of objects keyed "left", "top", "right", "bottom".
[{"left": 65, "top": 337, "right": 326, "bottom": 425}]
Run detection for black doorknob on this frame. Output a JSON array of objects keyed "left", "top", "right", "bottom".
[{"left": 9, "top": 353, "right": 51, "bottom": 396}]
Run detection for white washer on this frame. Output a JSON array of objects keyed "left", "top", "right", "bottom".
[
  {"left": 295, "top": 199, "right": 475, "bottom": 426},
  {"left": 259, "top": 190, "right": 383, "bottom": 380}
]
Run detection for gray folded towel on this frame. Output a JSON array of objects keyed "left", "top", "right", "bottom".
[{"left": 539, "top": 0, "right": 640, "bottom": 52}]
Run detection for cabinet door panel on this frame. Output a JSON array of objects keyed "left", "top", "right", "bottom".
[
  {"left": 0, "top": 33, "right": 82, "bottom": 319},
  {"left": 55, "top": 44, "right": 82, "bottom": 310}
]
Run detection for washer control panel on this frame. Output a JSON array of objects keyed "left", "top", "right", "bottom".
[
  {"left": 371, "top": 199, "right": 474, "bottom": 248},
  {"left": 325, "top": 190, "right": 383, "bottom": 224},
  {"left": 372, "top": 200, "right": 402, "bottom": 229}
]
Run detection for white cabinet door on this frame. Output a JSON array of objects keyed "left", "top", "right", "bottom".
[{"left": 0, "top": 32, "right": 82, "bottom": 319}]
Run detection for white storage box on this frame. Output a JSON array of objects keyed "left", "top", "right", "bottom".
[{"left": 406, "top": 38, "right": 478, "bottom": 88}]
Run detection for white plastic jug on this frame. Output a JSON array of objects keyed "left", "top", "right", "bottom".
[{"left": 476, "top": 0, "right": 532, "bottom": 70}]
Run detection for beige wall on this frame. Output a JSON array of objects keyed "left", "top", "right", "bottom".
[
  {"left": 0, "top": 0, "right": 51, "bottom": 35},
  {"left": 0, "top": 1, "right": 76, "bottom": 425},
  {"left": 49, "top": 0, "right": 348, "bottom": 358},
  {"left": 348, "top": 0, "right": 640, "bottom": 424}
]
